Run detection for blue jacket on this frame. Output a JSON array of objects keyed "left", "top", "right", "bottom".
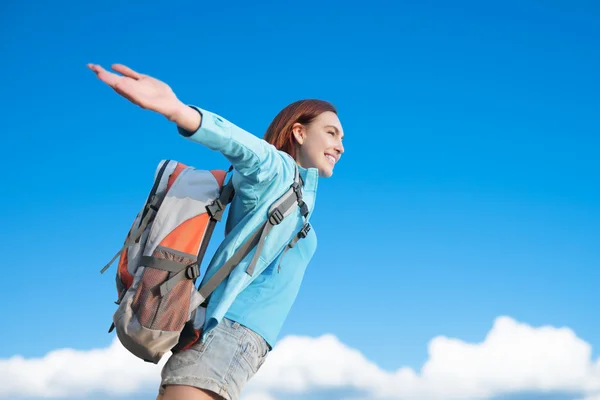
[{"left": 178, "top": 106, "right": 319, "bottom": 348}]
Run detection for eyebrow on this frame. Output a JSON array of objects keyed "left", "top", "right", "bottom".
[{"left": 325, "top": 125, "right": 344, "bottom": 139}]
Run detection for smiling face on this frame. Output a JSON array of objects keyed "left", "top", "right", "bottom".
[{"left": 292, "top": 111, "right": 345, "bottom": 178}]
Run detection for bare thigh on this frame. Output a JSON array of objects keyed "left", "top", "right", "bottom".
[{"left": 157, "top": 385, "right": 224, "bottom": 400}]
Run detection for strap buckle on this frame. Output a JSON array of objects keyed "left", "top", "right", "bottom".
[
  {"left": 185, "top": 263, "right": 200, "bottom": 280},
  {"left": 206, "top": 199, "right": 225, "bottom": 221},
  {"left": 298, "top": 201, "right": 309, "bottom": 217},
  {"left": 269, "top": 208, "right": 284, "bottom": 225},
  {"left": 298, "top": 223, "right": 311, "bottom": 238},
  {"left": 291, "top": 182, "right": 303, "bottom": 201},
  {"left": 148, "top": 195, "right": 160, "bottom": 212}
]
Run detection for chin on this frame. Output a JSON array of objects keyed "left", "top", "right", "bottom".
[{"left": 319, "top": 167, "right": 334, "bottom": 178}]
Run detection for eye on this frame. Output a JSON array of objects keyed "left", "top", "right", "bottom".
[{"left": 328, "top": 131, "right": 335, "bottom": 136}]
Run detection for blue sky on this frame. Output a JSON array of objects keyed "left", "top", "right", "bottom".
[{"left": 1, "top": 1, "right": 599, "bottom": 399}]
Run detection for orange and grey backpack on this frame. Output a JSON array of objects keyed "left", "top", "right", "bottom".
[{"left": 100, "top": 159, "right": 310, "bottom": 364}]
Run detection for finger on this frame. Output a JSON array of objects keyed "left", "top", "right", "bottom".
[
  {"left": 112, "top": 64, "right": 143, "bottom": 80},
  {"left": 88, "top": 63, "right": 121, "bottom": 88},
  {"left": 113, "top": 85, "right": 139, "bottom": 106}
]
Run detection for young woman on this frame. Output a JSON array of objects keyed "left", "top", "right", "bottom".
[{"left": 88, "top": 63, "right": 345, "bottom": 400}]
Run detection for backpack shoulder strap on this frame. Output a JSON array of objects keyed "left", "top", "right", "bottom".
[
  {"left": 276, "top": 169, "right": 311, "bottom": 272},
  {"left": 193, "top": 165, "right": 307, "bottom": 304}
]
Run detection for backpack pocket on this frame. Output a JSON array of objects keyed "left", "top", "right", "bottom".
[{"left": 131, "top": 246, "right": 198, "bottom": 332}]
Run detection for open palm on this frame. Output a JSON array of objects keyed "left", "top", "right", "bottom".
[{"left": 88, "top": 63, "right": 181, "bottom": 120}]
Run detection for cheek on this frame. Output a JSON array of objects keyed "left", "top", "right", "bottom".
[
  {"left": 302, "top": 141, "right": 320, "bottom": 159},
  {"left": 310, "top": 143, "right": 326, "bottom": 163},
  {"left": 300, "top": 136, "right": 328, "bottom": 165},
  {"left": 311, "top": 137, "right": 328, "bottom": 154}
]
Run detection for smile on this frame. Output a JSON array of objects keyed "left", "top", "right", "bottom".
[{"left": 325, "top": 154, "right": 337, "bottom": 166}]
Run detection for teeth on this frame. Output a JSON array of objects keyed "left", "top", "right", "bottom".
[{"left": 325, "top": 155, "right": 336, "bottom": 164}]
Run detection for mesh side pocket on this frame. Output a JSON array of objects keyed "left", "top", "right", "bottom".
[
  {"left": 131, "top": 268, "right": 168, "bottom": 329},
  {"left": 152, "top": 277, "right": 192, "bottom": 331},
  {"left": 131, "top": 247, "right": 196, "bottom": 332}
]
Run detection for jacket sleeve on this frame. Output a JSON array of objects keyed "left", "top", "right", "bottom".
[{"left": 177, "top": 105, "right": 284, "bottom": 183}]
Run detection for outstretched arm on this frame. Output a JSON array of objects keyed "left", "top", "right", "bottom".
[{"left": 88, "top": 63, "right": 282, "bottom": 182}]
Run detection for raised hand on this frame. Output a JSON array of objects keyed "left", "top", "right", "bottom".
[{"left": 88, "top": 63, "right": 185, "bottom": 122}]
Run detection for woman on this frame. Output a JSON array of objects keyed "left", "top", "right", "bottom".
[{"left": 88, "top": 63, "right": 345, "bottom": 400}]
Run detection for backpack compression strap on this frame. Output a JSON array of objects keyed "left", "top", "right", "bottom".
[
  {"left": 99, "top": 196, "right": 159, "bottom": 274},
  {"left": 100, "top": 160, "right": 173, "bottom": 274}
]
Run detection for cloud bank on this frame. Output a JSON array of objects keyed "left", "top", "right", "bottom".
[{"left": 1, "top": 316, "right": 599, "bottom": 400}]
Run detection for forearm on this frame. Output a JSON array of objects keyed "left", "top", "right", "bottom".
[{"left": 174, "top": 105, "right": 283, "bottom": 183}]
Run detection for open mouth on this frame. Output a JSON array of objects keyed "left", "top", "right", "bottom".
[{"left": 325, "top": 153, "right": 336, "bottom": 166}]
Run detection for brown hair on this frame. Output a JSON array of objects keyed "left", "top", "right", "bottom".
[{"left": 263, "top": 99, "right": 337, "bottom": 160}]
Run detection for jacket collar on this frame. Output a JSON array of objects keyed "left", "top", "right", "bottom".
[
  {"left": 281, "top": 151, "right": 319, "bottom": 194},
  {"left": 297, "top": 165, "right": 319, "bottom": 194}
]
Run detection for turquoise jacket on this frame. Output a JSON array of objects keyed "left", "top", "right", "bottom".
[{"left": 178, "top": 106, "right": 319, "bottom": 348}]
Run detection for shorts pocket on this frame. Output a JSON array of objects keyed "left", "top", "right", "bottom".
[
  {"left": 163, "top": 329, "right": 216, "bottom": 372},
  {"left": 239, "top": 328, "right": 269, "bottom": 374}
]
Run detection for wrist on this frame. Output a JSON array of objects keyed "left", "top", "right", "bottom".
[{"left": 169, "top": 102, "right": 202, "bottom": 133}]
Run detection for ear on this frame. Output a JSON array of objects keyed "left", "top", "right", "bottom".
[{"left": 292, "top": 122, "right": 306, "bottom": 145}]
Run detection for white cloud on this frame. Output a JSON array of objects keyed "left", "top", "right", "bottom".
[
  {"left": 0, "top": 338, "right": 164, "bottom": 398},
  {"left": 1, "top": 316, "right": 599, "bottom": 400},
  {"left": 244, "top": 316, "right": 600, "bottom": 400}
]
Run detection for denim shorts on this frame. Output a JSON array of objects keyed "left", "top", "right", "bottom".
[{"left": 158, "top": 318, "right": 270, "bottom": 400}]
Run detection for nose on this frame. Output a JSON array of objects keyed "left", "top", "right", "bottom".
[{"left": 335, "top": 139, "right": 344, "bottom": 155}]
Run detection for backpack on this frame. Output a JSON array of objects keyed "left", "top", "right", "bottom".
[{"left": 100, "top": 159, "right": 310, "bottom": 364}]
